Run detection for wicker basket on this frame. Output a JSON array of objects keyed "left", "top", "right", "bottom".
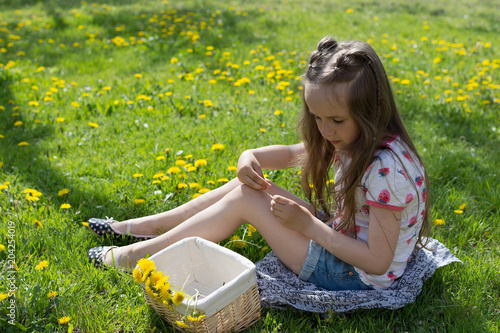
[{"left": 141, "top": 237, "right": 261, "bottom": 332}]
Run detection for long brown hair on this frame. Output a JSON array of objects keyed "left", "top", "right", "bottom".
[{"left": 298, "top": 37, "right": 430, "bottom": 249}]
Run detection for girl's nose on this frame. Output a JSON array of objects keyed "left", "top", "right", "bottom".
[{"left": 321, "top": 123, "right": 334, "bottom": 137}]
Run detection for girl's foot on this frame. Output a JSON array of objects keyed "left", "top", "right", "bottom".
[{"left": 88, "top": 217, "right": 156, "bottom": 242}]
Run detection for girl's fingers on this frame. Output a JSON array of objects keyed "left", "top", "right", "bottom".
[
  {"left": 271, "top": 195, "right": 288, "bottom": 205},
  {"left": 243, "top": 174, "right": 268, "bottom": 190},
  {"left": 249, "top": 173, "right": 271, "bottom": 190},
  {"left": 243, "top": 175, "right": 264, "bottom": 190}
]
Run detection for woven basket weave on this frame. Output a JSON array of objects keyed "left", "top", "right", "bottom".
[
  {"left": 140, "top": 237, "right": 261, "bottom": 332},
  {"left": 143, "top": 284, "right": 261, "bottom": 332}
]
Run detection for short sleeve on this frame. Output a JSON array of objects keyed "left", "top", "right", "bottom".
[{"left": 362, "top": 153, "right": 417, "bottom": 211}]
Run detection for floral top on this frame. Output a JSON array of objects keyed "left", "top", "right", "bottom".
[{"left": 332, "top": 135, "right": 427, "bottom": 290}]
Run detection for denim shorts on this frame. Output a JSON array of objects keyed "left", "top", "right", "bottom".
[{"left": 298, "top": 239, "right": 373, "bottom": 291}]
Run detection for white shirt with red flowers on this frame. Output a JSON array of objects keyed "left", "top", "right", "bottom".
[{"left": 332, "top": 136, "right": 427, "bottom": 290}]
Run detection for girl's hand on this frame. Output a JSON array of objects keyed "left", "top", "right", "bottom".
[
  {"left": 237, "top": 150, "right": 272, "bottom": 190},
  {"left": 270, "top": 195, "right": 315, "bottom": 233}
]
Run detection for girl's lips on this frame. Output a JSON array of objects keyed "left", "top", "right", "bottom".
[{"left": 330, "top": 140, "right": 340, "bottom": 145}]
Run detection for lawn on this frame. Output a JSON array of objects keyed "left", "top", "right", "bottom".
[{"left": 0, "top": 0, "right": 499, "bottom": 331}]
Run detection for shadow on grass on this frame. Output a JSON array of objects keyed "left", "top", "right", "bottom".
[
  {"left": 1, "top": 1, "right": 270, "bottom": 74},
  {"left": 0, "top": 70, "right": 119, "bottom": 223}
]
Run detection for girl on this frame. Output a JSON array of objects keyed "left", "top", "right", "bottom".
[{"left": 88, "top": 37, "right": 430, "bottom": 291}]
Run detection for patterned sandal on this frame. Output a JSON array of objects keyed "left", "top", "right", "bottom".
[
  {"left": 88, "top": 217, "right": 155, "bottom": 242},
  {"left": 87, "top": 246, "right": 118, "bottom": 270},
  {"left": 87, "top": 246, "right": 133, "bottom": 273}
]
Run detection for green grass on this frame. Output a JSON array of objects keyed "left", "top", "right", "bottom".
[{"left": 0, "top": 0, "right": 499, "bottom": 331}]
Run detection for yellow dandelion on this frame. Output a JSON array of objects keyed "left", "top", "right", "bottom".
[
  {"left": 459, "top": 203, "right": 466, "bottom": 210},
  {"left": 156, "top": 156, "right": 166, "bottom": 161},
  {"left": 145, "top": 283, "right": 158, "bottom": 299},
  {"left": 35, "top": 260, "right": 49, "bottom": 270},
  {"left": 198, "top": 188, "right": 210, "bottom": 194},
  {"left": 230, "top": 235, "right": 246, "bottom": 247},
  {"left": 159, "top": 284, "right": 172, "bottom": 300},
  {"left": 134, "top": 199, "right": 145, "bottom": 204},
  {"left": 133, "top": 173, "right": 143, "bottom": 178},
  {"left": 58, "top": 188, "right": 70, "bottom": 196},
  {"left": 177, "top": 183, "right": 187, "bottom": 189},
  {"left": 136, "top": 258, "right": 156, "bottom": 281},
  {"left": 60, "top": 203, "right": 71, "bottom": 209},
  {"left": 148, "top": 270, "right": 164, "bottom": 287},
  {"left": 167, "top": 166, "right": 181, "bottom": 174},
  {"left": 26, "top": 194, "right": 39, "bottom": 202},
  {"left": 346, "top": 8, "right": 353, "bottom": 14},
  {"left": 187, "top": 314, "right": 206, "bottom": 322},
  {"left": 153, "top": 172, "right": 165, "bottom": 179},
  {"left": 211, "top": 143, "right": 224, "bottom": 151},
  {"left": 88, "top": 122, "right": 99, "bottom": 128},
  {"left": 194, "top": 159, "right": 207, "bottom": 167},
  {"left": 433, "top": 219, "right": 445, "bottom": 225},
  {"left": 25, "top": 188, "right": 43, "bottom": 197},
  {"left": 454, "top": 210, "right": 463, "bottom": 214},
  {"left": 134, "top": 73, "right": 143, "bottom": 78},
  {"left": 133, "top": 268, "right": 143, "bottom": 283},
  {"left": 18, "top": 141, "right": 29, "bottom": 146},
  {"left": 172, "top": 292, "right": 184, "bottom": 306},
  {"left": 32, "top": 220, "right": 42, "bottom": 228},
  {"left": 218, "top": 178, "right": 229, "bottom": 183},
  {"left": 58, "top": 316, "right": 71, "bottom": 324},
  {"left": 228, "top": 166, "right": 237, "bottom": 171},
  {"left": 47, "top": 291, "right": 57, "bottom": 298},
  {"left": 56, "top": 117, "right": 65, "bottom": 123},
  {"left": 175, "top": 160, "right": 186, "bottom": 166},
  {"left": 176, "top": 321, "right": 189, "bottom": 328},
  {"left": 0, "top": 244, "right": 5, "bottom": 251}
]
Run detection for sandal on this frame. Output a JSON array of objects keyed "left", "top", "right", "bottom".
[
  {"left": 88, "top": 217, "right": 156, "bottom": 242},
  {"left": 87, "top": 246, "right": 132, "bottom": 273}
]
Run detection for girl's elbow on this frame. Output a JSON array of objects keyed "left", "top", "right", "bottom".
[{"left": 368, "top": 259, "right": 392, "bottom": 276}]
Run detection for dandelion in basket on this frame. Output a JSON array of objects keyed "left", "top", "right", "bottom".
[{"left": 133, "top": 258, "right": 206, "bottom": 327}]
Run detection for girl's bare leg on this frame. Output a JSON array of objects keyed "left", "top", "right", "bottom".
[
  {"left": 112, "top": 178, "right": 243, "bottom": 235},
  {"left": 106, "top": 183, "right": 313, "bottom": 275}
]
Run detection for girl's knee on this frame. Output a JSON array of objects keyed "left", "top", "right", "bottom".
[{"left": 230, "top": 184, "right": 271, "bottom": 207}]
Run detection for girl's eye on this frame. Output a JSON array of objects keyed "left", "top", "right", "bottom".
[
  {"left": 333, "top": 119, "right": 343, "bottom": 124},
  {"left": 315, "top": 116, "right": 322, "bottom": 121}
]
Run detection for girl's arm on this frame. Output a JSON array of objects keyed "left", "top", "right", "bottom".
[
  {"left": 237, "top": 143, "right": 305, "bottom": 190},
  {"left": 270, "top": 196, "right": 400, "bottom": 275}
]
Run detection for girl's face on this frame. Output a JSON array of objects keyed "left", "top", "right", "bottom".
[{"left": 305, "top": 83, "right": 361, "bottom": 151}]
